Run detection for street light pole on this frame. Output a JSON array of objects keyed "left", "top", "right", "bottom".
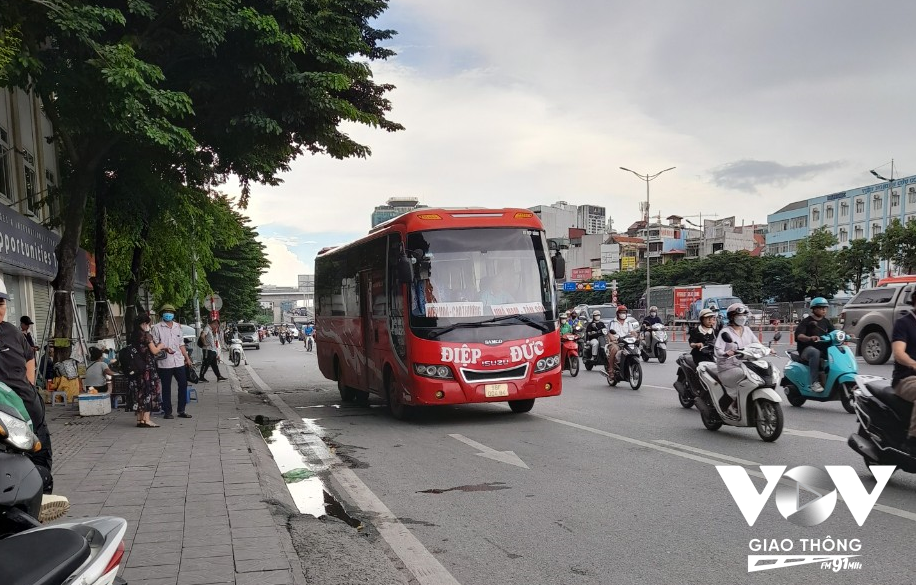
[
  {"left": 619, "top": 166, "right": 676, "bottom": 312},
  {"left": 870, "top": 159, "right": 895, "bottom": 278}
]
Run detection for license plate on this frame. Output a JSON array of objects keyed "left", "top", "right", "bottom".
[{"left": 484, "top": 384, "right": 509, "bottom": 397}]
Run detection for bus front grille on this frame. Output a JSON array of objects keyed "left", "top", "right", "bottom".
[{"left": 461, "top": 364, "right": 529, "bottom": 383}]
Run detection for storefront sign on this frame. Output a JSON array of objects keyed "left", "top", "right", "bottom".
[{"left": 0, "top": 204, "right": 91, "bottom": 286}]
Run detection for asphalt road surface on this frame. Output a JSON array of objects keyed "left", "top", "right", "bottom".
[{"left": 244, "top": 335, "right": 915, "bottom": 585}]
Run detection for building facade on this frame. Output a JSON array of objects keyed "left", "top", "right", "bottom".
[
  {"left": 766, "top": 173, "right": 916, "bottom": 258},
  {"left": 529, "top": 201, "right": 578, "bottom": 240},
  {"left": 371, "top": 197, "right": 427, "bottom": 227},
  {"left": 577, "top": 204, "right": 606, "bottom": 235},
  {"left": 1, "top": 88, "right": 91, "bottom": 349},
  {"left": 686, "top": 216, "right": 763, "bottom": 259}
]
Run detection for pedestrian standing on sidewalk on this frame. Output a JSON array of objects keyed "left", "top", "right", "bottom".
[
  {"left": 151, "top": 304, "right": 193, "bottom": 419},
  {"left": 128, "top": 314, "right": 166, "bottom": 428},
  {"left": 20, "top": 315, "right": 39, "bottom": 352},
  {"left": 198, "top": 318, "right": 227, "bottom": 382}
]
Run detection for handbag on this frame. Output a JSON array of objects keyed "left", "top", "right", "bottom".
[{"left": 186, "top": 365, "right": 199, "bottom": 384}]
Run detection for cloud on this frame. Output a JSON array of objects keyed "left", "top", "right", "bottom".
[
  {"left": 258, "top": 237, "right": 310, "bottom": 287},
  {"left": 708, "top": 160, "right": 846, "bottom": 194}
]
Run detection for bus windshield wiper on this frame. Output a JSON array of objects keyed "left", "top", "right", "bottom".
[{"left": 428, "top": 314, "right": 549, "bottom": 339}]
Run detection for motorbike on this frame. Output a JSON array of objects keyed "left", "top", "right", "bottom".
[
  {"left": 847, "top": 374, "right": 916, "bottom": 474},
  {"left": 694, "top": 331, "right": 784, "bottom": 442},
  {"left": 640, "top": 323, "right": 669, "bottom": 363},
  {"left": 607, "top": 334, "right": 643, "bottom": 390},
  {"left": 279, "top": 332, "right": 287, "bottom": 345},
  {"left": 673, "top": 345, "right": 714, "bottom": 409},
  {"left": 229, "top": 336, "right": 247, "bottom": 367},
  {"left": 781, "top": 330, "right": 857, "bottom": 413},
  {"left": 582, "top": 326, "right": 610, "bottom": 372},
  {"left": 560, "top": 334, "right": 580, "bottom": 377},
  {"left": 304, "top": 333, "right": 315, "bottom": 352},
  {"left": 0, "top": 384, "right": 128, "bottom": 585}
]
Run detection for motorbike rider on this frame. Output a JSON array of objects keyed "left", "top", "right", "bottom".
[
  {"left": 794, "top": 297, "right": 834, "bottom": 393},
  {"left": 559, "top": 314, "right": 573, "bottom": 336},
  {"left": 890, "top": 291, "right": 916, "bottom": 453},
  {"left": 714, "top": 303, "right": 759, "bottom": 418},
  {"left": 607, "top": 305, "right": 639, "bottom": 371},
  {"left": 689, "top": 309, "right": 719, "bottom": 364},
  {"left": 642, "top": 305, "right": 663, "bottom": 348},
  {"left": 585, "top": 310, "right": 609, "bottom": 362}
]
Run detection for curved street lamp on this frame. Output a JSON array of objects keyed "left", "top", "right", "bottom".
[{"left": 619, "top": 166, "right": 676, "bottom": 311}]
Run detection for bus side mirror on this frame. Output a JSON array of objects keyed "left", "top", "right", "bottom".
[
  {"left": 397, "top": 254, "right": 413, "bottom": 284},
  {"left": 552, "top": 254, "right": 566, "bottom": 280}
]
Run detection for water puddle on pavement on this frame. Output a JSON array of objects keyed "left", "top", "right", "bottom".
[{"left": 260, "top": 420, "right": 327, "bottom": 517}]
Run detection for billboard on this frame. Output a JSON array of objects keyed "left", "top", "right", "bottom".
[
  {"left": 621, "top": 256, "right": 637, "bottom": 271},
  {"left": 571, "top": 267, "right": 593, "bottom": 281},
  {"left": 674, "top": 286, "right": 702, "bottom": 318}
]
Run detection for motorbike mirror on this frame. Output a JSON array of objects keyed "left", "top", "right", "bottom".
[
  {"left": 773, "top": 332, "right": 782, "bottom": 342},
  {"left": 720, "top": 331, "right": 734, "bottom": 343}
]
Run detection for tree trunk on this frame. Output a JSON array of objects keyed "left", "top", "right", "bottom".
[
  {"left": 91, "top": 185, "right": 110, "bottom": 340},
  {"left": 51, "top": 171, "right": 94, "bottom": 362},
  {"left": 123, "top": 224, "right": 150, "bottom": 327}
]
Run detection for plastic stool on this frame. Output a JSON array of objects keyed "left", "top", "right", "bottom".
[
  {"left": 49, "top": 391, "right": 68, "bottom": 406},
  {"left": 186, "top": 387, "right": 198, "bottom": 404}
]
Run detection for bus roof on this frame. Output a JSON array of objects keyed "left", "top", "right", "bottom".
[{"left": 317, "top": 208, "right": 546, "bottom": 258}]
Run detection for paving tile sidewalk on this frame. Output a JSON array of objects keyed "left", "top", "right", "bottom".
[{"left": 46, "top": 374, "right": 306, "bottom": 585}]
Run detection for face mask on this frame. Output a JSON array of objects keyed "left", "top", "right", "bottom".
[
  {"left": 162, "top": 313, "right": 174, "bottom": 322},
  {"left": 560, "top": 319, "right": 567, "bottom": 325},
  {"left": 618, "top": 314, "right": 627, "bottom": 320},
  {"left": 734, "top": 316, "right": 748, "bottom": 327},
  {"left": 649, "top": 312, "right": 657, "bottom": 317},
  {"left": 593, "top": 316, "right": 601, "bottom": 321}
]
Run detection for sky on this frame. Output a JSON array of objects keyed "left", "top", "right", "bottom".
[{"left": 242, "top": 0, "right": 916, "bottom": 287}]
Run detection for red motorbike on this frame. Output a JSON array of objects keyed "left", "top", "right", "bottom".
[{"left": 561, "top": 334, "right": 580, "bottom": 377}]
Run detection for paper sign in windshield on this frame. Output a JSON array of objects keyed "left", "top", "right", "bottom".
[
  {"left": 491, "top": 303, "right": 546, "bottom": 316},
  {"left": 426, "top": 302, "right": 484, "bottom": 318}
]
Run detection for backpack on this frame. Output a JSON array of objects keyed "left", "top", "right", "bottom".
[
  {"left": 197, "top": 330, "right": 206, "bottom": 348},
  {"left": 117, "top": 344, "right": 144, "bottom": 377}
]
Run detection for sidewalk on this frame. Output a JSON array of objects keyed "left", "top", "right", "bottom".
[{"left": 46, "top": 372, "right": 307, "bottom": 585}]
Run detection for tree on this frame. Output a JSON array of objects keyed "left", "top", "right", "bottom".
[
  {"left": 876, "top": 218, "right": 916, "bottom": 275},
  {"left": 792, "top": 229, "right": 844, "bottom": 298},
  {"left": 206, "top": 208, "right": 270, "bottom": 323},
  {"left": 839, "top": 239, "right": 879, "bottom": 293},
  {"left": 1, "top": 0, "right": 401, "bottom": 356}
]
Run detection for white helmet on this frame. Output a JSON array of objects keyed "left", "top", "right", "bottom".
[
  {"left": 592, "top": 310, "right": 602, "bottom": 319},
  {"left": 698, "top": 308, "right": 716, "bottom": 320}
]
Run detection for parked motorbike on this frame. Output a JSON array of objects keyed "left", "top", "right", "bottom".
[
  {"left": 607, "top": 334, "right": 643, "bottom": 390},
  {"left": 560, "top": 334, "right": 580, "bottom": 377},
  {"left": 694, "top": 331, "right": 784, "bottom": 442},
  {"left": 847, "top": 374, "right": 916, "bottom": 474},
  {"left": 781, "top": 330, "right": 857, "bottom": 413},
  {"left": 640, "top": 323, "right": 669, "bottom": 363},
  {"left": 673, "top": 345, "right": 714, "bottom": 409},
  {"left": 229, "top": 336, "right": 247, "bottom": 367}
]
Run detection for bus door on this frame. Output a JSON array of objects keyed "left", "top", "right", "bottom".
[{"left": 359, "top": 269, "right": 382, "bottom": 392}]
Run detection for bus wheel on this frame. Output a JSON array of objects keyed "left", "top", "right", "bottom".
[
  {"left": 508, "top": 399, "right": 535, "bottom": 413},
  {"left": 385, "top": 369, "right": 413, "bottom": 421},
  {"left": 335, "top": 358, "right": 356, "bottom": 402}
]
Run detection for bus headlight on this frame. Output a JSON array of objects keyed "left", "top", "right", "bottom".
[
  {"left": 414, "top": 363, "right": 454, "bottom": 380},
  {"left": 535, "top": 354, "right": 561, "bottom": 373}
]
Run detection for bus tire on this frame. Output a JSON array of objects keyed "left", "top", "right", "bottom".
[
  {"left": 335, "top": 358, "right": 356, "bottom": 402},
  {"left": 385, "top": 368, "right": 413, "bottom": 420},
  {"left": 508, "top": 399, "right": 535, "bottom": 413}
]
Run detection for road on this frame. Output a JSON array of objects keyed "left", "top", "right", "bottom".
[{"left": 243, "top": 335, "right": 915, "bottom": 585}]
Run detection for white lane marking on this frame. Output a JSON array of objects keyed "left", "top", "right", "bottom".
[
  {"left": 654, "top": 440, "right": 760, "bottom": 466},
  {"left": 534, "top": 413, "right": 916, "bottom": 523},
  {"left": 246, "top": 365, "right": 463, "bottom": 585},
  {"left": 784, "top": 428, "right": 847, "bottom": 442},
  {"left": 449, "top": 434, "right": 529, "bottom": 468}
]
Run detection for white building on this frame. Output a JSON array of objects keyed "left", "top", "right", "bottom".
[
  {"left": 577, "top": 204, "right": 606, "bottom": 235},
  {"left": 529, "top": 201, "right": 578, "bottom": 240}
]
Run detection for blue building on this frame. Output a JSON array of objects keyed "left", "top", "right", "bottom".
[{"left": 767, "top": 174, "right": 916, "bottom": 270}]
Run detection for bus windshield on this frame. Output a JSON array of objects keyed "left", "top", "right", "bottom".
[{"left": 406, "top": 227, "right": 553, "bottom": 330}]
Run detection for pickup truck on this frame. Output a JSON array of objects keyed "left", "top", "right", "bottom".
[{"left": 841, "top": 284, "right": 914, "bottom": 364}]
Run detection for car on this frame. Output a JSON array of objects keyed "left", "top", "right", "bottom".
[
  {"left": 236, "top": 323, "right": 260, "bottom": 349},
  {"left": 747, "top": 308, "right": 764, "bottom": 326},
  {"left": 586, "top": 304, "right": 620, "bottom": 327}
]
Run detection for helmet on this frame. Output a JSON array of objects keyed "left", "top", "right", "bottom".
[
  {"left": 592, "top": 310, "right": 602, "bottom": 318},
  {"left": 649, "top": 306, "right": 658, "bottom": 313},
  {"left": 616, "top": 305, "right": 628, "bottom": 315},
  {"left": 699, "top": 308, "right": 716, "bottom": 320},
  {"left": 810, "top": 297, "right": 829, "bottom": 309},
  {"left": 0, "top": 276, "right": 8, "bottom": 301},
  {"left": 726, "top": 303, "right": 749, "bottom": 320}
]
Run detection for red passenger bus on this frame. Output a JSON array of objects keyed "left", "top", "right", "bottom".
[{"left": 315, "top": 208, "right": 563, "bottom": 418}]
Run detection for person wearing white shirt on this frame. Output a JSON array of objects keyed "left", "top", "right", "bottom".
[
  {"left": 713, "top": 304, "right": 757, "bottom": 417},
  {"left": 151, "top": 304, "right": 193, "bottom": 419}
]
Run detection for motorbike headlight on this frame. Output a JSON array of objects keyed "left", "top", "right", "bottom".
[
  {"left": 535, "top": 354, "right": 561, "bottom": 373},
  {"left": 0, "top": 410, "right": 38, "bottom": 452}
]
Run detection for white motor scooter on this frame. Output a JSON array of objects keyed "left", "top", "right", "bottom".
[
  {"left": 229, "top": 336, "right": 247, "bottom": 367},
  {"left": 640, "top": 323, "right": 669, "bottom": 363},
  {"left": 694, "top": 332, "right": 784, "bottom": 442}
]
